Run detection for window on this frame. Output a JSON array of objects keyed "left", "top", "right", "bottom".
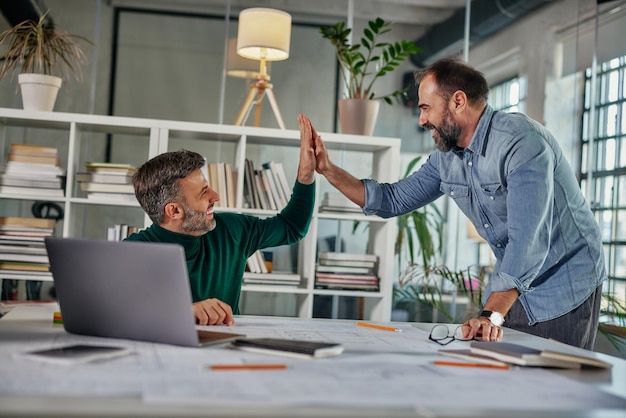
[
  {"left": 489, "top": 77, "right": 525, "bottom": 113},
  {"left": 580, "top": 55, "right": 626, "bottom": 312}
]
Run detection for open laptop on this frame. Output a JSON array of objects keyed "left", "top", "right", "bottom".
[{"left": 44, "top": 237, "right": 244, "bottom": 347}]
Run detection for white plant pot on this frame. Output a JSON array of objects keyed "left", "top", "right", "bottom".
[
  {"left": 338, "top": 98, "right": 380, "bottom": 136},
  {"left": 18, "top": 73, "right": 63, "bottom": 112}
]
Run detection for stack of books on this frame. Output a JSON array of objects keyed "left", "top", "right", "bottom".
[
  {"left": 315, "top": 252, "right": 379, "bottom": 291},
  {"left": 76, "top": 162, "right": 137, "bottom": 202},
  {"left": 243, "top": 250, "right": 301, "bottom": 287},
  {"left": 242, "top": 159, "right": 291, "bottom": 211},
  {"left": 319, "top": 192, "right": 361, "bottom": 213},
  {"left": 245, "top": 250, "right": 269, "bottom": 274},
  {"left": 243, "top": 272, "right": 301, "bottom": 287},
  {"left": 206, "top": 162, "right": 237, "bottom": 208},
  {"left": 0, "top": 144, "right": 65, "bottom": 197},
  {"left": 106, "top": 223, "right": 140, "bottom": 241},
  {"left": 0, "top": 217, "right": 54, "bottom": 279}
]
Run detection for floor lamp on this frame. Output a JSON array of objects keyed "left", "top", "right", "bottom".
[{"left": 234, "top": 8, "right": 291, "bottom": 129}]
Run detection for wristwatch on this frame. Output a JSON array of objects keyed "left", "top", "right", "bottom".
[{"left": 480, "top": 310, "right": 504, "bottom": 327}]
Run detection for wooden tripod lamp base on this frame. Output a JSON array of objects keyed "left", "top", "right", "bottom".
[{"left": 234, "top": 73, "right": 285, "bottom": 129}]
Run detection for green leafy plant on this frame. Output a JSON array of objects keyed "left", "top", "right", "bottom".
[
  {"left": 320, "top": 18, "right": 420, "bottom": 104},
  {"left": 394, "top": 156, "right": 444, "bottom": 270},
  {"left": 0, "top": 11, "right": 92, "bottom": 81},
  {"left": 395, "top": 264, "right": 487, "bottom": 323},
  {"left": 598, "top": 293, "right": 626, "bottom": 356}
]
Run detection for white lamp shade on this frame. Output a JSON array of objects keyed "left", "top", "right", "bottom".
[
  {"left": 236, "top": 8, "right": 291, "bottom": 61},
  {"left": 226, "top": 38, "right": 270, "bottom": 79}
]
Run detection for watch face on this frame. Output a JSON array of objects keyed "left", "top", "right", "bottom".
[{"left": 490, "top": 312, "right": 504, "bottom": 326}]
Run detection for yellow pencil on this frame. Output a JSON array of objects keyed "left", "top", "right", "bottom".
[
  {"left": 357, "top": 322, "right": 403, "bottom": 332},
  {"left": 433, "top": 360, "right": 510, "bottom": 370},
  {"left": 208, "top": 364, "right": 288, "bottom": 371}
]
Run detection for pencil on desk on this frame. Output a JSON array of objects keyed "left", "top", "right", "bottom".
[
  {"left": 433, "top": 360, "right": 510, "bottom": 370},
  {"left": 357, "top": 322, "right": 403, "bottom": 333},
  {"left": 208, "top": 364, "right": 288, "bottom": 371}
]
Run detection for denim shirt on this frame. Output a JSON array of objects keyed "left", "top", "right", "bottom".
[{"left": 363, "top": 105, "right": 606, "bottom": 324}]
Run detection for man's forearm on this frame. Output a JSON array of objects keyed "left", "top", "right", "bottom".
[
  {"left": 483, "top": 288, "right": 520, "bottom": 316},
  {"left": 321, "top": 163, "right": 366, "bottom": 207}
]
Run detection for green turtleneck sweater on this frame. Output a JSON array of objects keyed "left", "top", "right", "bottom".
[{"left": 125, "top": 180, "right": 315, "bottom": 314}]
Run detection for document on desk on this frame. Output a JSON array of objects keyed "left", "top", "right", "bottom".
[{"left": 210, "top": 317, "right": 441, "bottom": 354}]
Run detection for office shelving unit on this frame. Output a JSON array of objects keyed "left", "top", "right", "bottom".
[{"left": 0, "top": 107, "right": 400, "bottom": 321}]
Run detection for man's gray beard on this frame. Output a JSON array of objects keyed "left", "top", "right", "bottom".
[{"left": 180, "top": 206, "right": 216, "bottom": 234}]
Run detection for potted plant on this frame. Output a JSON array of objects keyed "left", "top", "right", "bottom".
[
  {"left": 0, "top": 11, "right": 91, "bottom": 111},
  {"left": 320, "top": 18, "right": 420, "bottom": 135}
]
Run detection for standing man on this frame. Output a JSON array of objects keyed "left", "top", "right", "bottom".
[
  {"left": 126, "top": 114, "right": 317, "bottom": 326},
  {"left": 312, "top": 58, "right": 606, "bottom": 349}
]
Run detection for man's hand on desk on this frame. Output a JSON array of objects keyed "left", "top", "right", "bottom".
[
  {"left": 462, "top": 318, "right": 503, "bottom": 342},
  {"left": 193, "top": 299, "right": 234, "bottom": 326}
]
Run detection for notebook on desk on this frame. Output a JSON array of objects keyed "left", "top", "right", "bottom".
[{"left": 44, "top": 237, "right": 244, "bottom": 347}]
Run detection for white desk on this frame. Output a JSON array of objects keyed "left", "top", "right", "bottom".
[{"left": 1, "top": 304, "right": 625, "bottom": 418}]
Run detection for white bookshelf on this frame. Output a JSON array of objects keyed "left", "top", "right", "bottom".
[{"left": 0, "top": 107, "right": 400, "bottom": 321}]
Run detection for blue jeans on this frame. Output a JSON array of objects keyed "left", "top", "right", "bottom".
[{"left": 503, "top": 285, "right": 602, "bottom": 350}]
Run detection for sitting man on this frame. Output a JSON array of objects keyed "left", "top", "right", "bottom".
[{"left": 126, "top": 114, "right": 317, "bottom": 326}]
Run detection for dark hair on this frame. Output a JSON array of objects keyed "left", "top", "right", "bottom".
[
  {"left": 414, "top": 58, "right": 489, "bottom": 106},
  {"left": 132, "top": 149, "right": 206, "bottom": 224}
]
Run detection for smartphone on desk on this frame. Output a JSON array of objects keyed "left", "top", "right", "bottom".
[
  {"left": 17, "top": 344, "right": 133, "bottom": 365},
  {"left": 230, "top": 338, "right": 344, "bottom": 359}
]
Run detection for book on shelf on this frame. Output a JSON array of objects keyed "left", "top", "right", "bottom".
[
  {"left": 0, "top": 244, "right": 48, "bottom": 255},
  {"left": 79, "top": 182, "right": 134, "bottom": 194},
  {"left": 0, "top": 261, "right": 50, "bottom": 272},
  {"left": 106, "top": 224, "right": 139, "bottom": 241},
  {"left": 216, "top": 163, "right": 228, "bottom": 208},
  {"left": 0, "top": 253, "right": 49, "bottom": 263},
  {"left": 315, "top": 271, "right": 379, "bottom": 291},
  {"left": 253, "top": 172, "right": 270, "bottom": 210},
  {"left": 315, "top": 264, "right": 375, "bottom": 274},
  {"left": 1, "top": 161, "right": 65, "bottom": 175},
  {"left": 469, "top": 341, "right": 612, "bottom": 369},
  {"left": 315, "top": 272, "right": 379, "bottom": 284},
  {"left": 318, "top": 252, "right": 378, "bottom": 263},
  {"left": 319, "top": 192, "right": 361, "bottom": 213},
  {"left": 243, "top": 272, "right": 301, "bottom": 286},
  {"left": 270, "top": 161, "right": 292, "bottom": 202},
  {"left": 0, "top": 185, "right": 64, "bottom": 197},
  {"left": 258, "top": 170, "right": 277, "bottom": 210},
  {"left": 0, "top": 217, "right": 55, "bottom": 229},
  {"left": 7, "top": 153, "right": 59, "bottom": 165},
  {"left": 262, "top": 161, "right": 289, "bottom": 208},
  {"left": 246, "top": 250, "right": 269, "bottom": 274},
  {"left": 263, "top": 167, "right": 285, "bottom": 209},
  {"left": 319, "top": 258, "right": 377, "bottom": 269},
  {"left": 85, "top": 162, "right": 137, "bottom": 174},
  {"left": 244, "top": 159, "right": 261, "bottom": 209},
  {"left": 87, "top": 192, "right": 137, "bottom": 202},
  {"left": 10, "top": 143, "right": 58, "bottom": 156},
  {"left": 7, "top": 144, "right": 59, "bottom": 166},
  {"left": 0, "top": 176, "right": 62, "bottom": 189},
  {"left": 315, "top": 283, "right": 379, "bottom": 291},
  {"left": 76, "top": 172, "right": 134, "bottom": 184},
  {"left": 225, "top": 163, "right": 236, "bottom": 208}
]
